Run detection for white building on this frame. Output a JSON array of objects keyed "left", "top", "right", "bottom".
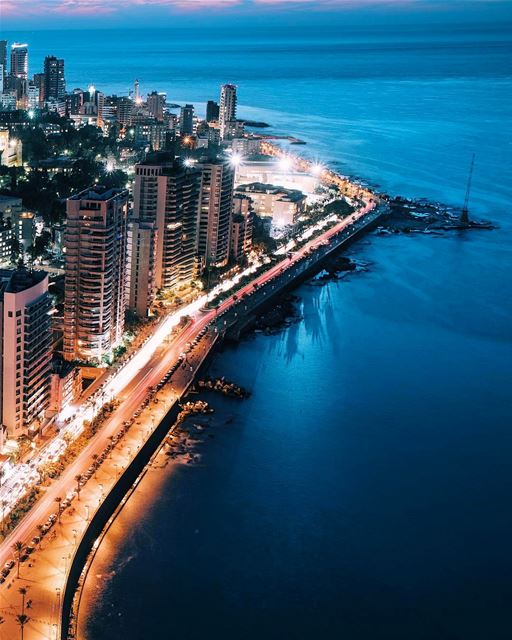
[
  {"left": 63, "top": 186, "right": 129, "bottom": 364},
  {"left": 0, "top": 267, "right": 52, "bottom": 445}
]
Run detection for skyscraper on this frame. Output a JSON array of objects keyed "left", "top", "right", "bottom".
[
  {"left": 206, "top": 100, "right": 220, "bottom": 123},
  {"left": 43, "top": 55, "right": 66, "bottom": 101},
  {"left": 180, "top": 104, "right": 194, "bottom": 136},
  {"left": 10, "top": 43, "right": 28, "bottom": 80},
  {"left": 132, "top": 154, "right": 201, "bottom": 296},
  {"left": 126, "top": 220, "right": 157, "bottom": 318},
  {"left": 0, "top": 41, "right": 7, "bottom": 90},
  {"left": 219, "top": 84, "right": 237, "bottom": 139},
  {"left": 147, "top": 91, "right": 166, "bottom": 121},
  {"left": 196, "top": 157, "right": 235, "bottom": 268},
  {"left": 0, "top": 266, "right": 52, "bottom": 444},
  {"left": 63, "top": 186, "right": 128, "bottom": 364}
]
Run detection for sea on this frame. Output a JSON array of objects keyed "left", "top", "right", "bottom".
[{"left": 4, "top": 22, "right": 512, "bottom": 639}]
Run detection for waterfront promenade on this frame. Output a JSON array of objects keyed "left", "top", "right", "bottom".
[{"left": 0, "top": 193, "right": 378, "bottom": 640}]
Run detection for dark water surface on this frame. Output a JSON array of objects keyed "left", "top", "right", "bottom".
[{"left": 7, "top": 22, "right": 511, "bottom": 640}]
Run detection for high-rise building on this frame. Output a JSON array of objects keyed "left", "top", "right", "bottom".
[
  {"left": 180, "top": 104, "right": 194, "bottom": 136},
  {"left": 196, "top": 157, "right": 235, "bottom": 268},
  {"left": 147, "top": 91, "right": 166, "bottom": 121},
  {"left": 0, "top": 266, "right": 52, "bottom": 444},
  {"left": 63, "top": 186, "right": 128, "bottom": 364},
  {"left": 206, "top": 100, "right": 220, "bottom": 123},
  {"left": 230, "top": 194, "right": 253, "bottom": 261},
  {"left": 43, "top": 55, "right": 66, "bottom": 101},
  {"left": 126, "top": 220, "right": 157, "bottom": 317},
  {"left": 0, "top": 41, "right": 7, "bottom": 88},
  {"left": 219, "top": 84, "right": 237, "bottom": 139},
  {"left": 10, "top": 43, "right": 28, "bottom": 80},
  {"left": 133, "top": 154, "right": 200, "bottom": 295}
]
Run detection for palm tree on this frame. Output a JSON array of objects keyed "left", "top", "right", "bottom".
[
  {"left": 12, "top": 541, "right": 24, "bottom": 579},
  {"left": 75, "top": 475, "right": 82, "bottom": 500},
  {"left": 1, "top": 499, "right": 8, "bottom": 536},
  {"left": 18, "top": 586, "right": 28, "bottom": 614},
  {"left": 15, "top": 614, "right": 29, "bottom": 640},
  {"left": 54, "top": 497, "right": 62, "bottom": 523},
  {"left": 92, "top": 454, "right": 99, "bottom": 479}
]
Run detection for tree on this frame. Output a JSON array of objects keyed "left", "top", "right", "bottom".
[
  {"left": 12, "top": 541, "right": 25, "bottom": 579},
  {"left": 1, "top": 499, "right": 8, "bottom": 536},
  {"left": 75, "top": 474, "right": 82, "bottom": 500},
  {"left": 54, "top": 497, "right": 62, "bottom": 523},
  {"left": 15, "top": 614, "right": 29, "bottom": 640},
  {"left": 18, "top": 586, "right": 28, "bottom": 614}
]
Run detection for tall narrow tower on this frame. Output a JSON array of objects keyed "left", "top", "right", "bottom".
[
  {"left": 460, "top": 153, "right": 475, "bottom": 225},
  {"left": 219, "top": 84, "right": 237, "bottom": 140}
]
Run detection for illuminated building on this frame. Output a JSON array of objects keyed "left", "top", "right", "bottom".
[
  {"left": 196, "top": 157, "right": 235, "bottom": 268},
  {"left": 63, "top": 186, "right": 129, "bottom": 364},
  {"left": 235, "top": 182, "right": 306, "bottom": 227},
  {"left": 0, "top": 266, "right": 52, "bottom": 444},
  {"left": 219, "top": 84, "right": 237, "bottom": 139},
  {"left": 230, "top": 194, "right": 253, "bottom": 261},
  {"left": 180, "top": 104, "right": 194, "bottom": 136},
  {"left": 126, "top": 220, "right": 157, "bottom": 318},
  {"left": 133, "top": 154, "right": 200, "bottom": 296},
  {"left": 147, "top": 91, "right": 166, "bottom": 121},
  {"left": 10, "top": 43, "right": 28, "bottom": 80},
  {"left": 43, "top": 56, "right": 66, "bottom": 101}
]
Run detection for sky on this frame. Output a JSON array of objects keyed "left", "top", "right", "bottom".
[{"left": 1, "top": 0, "right": 511, "bottom": 29}]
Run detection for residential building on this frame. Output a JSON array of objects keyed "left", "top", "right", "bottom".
[
  {"left": 196, "top": 157, "right": 235, "bottom": 268},
  {"left": 133, "top": 154, "right": 200, "bottom": 295},
  {"left": 10, "top": 43, "right": 28, "bottom": 80},
  {"left": 63, "top": 186, "right": 128, "bottom": 364},
  {"left": 219, "top": 84, "right": 237, "bottom": 139},
  {"left": 206, "top": 100, "right": 219, "bottom": 123},
  {"left": 49, "top": 360, "right": 81, "bottom": 415},
  {"left": 147, "top": 91, "right": 166, "bottom": 121},
  {"left": 43, "top": 56, "right": 66, "bottom": 101},
  {"left": 126, "top": 220, "right": 157, "bottom": 317},
  {"left": 230, "top": 194, "right": 253, "bottom": 261},
  {"left": 0, "top": 266, "right": 52, "bottom": 444},
  {"left": 180, "top": 104, "right": 194, "bottom": 136}
]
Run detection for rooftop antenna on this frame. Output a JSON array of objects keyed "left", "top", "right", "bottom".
[{"left": 460, "top": 153, "right": 475, "bottom": 225}]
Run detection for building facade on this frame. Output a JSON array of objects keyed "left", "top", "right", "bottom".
[
  {"left": 0, "top": 267, "right": 52, "bottom": 444},
  {"left": 196, "top": 158, "right": 235, "bottom": 268},
  {"left": 63, "top": 186, "right": 128, "bottom": 364},
  {"left": 133, "top": 155, "right": 201, "bottom": 297},
  {"left": 126, "top": 220, "right": 157, "bottom": 317},
  {"left": 219, "top": 84, "right": 237, "bottom": 139}
]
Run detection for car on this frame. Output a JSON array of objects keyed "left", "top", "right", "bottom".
[
  {"left": 1, "top": 568, "right": 10, "bottom": 578},
  {"left": 25, "top": 546, "right": 35, "bottom": 555},
  {"left": 0, "top": 575, "right": 5, "bottom": 584},
  {"left": 4, "top": 560, "right": 15, "bottom": 570},
  {"left": 30, "top": 537, "right": 40, "bottom": 546}
]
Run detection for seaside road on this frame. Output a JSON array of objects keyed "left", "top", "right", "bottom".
[{"left": 0, "top": 198, "right": 376, "bottom": 639}]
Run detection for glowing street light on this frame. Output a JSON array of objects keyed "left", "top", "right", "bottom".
[
  {"left": 228, "top": 152, "right": 243, "bottom": 168},
  {"left": 183, "top": 158, "right": 195, "bottom": 168},
  {"left": 278, "top": 156, "right": 293, "bottom": 173},
  {"left": 310, "top": 163, "right": 325, "bottom": 177},
  {"left": 28, "top": 109, "right": 35, "bottom": 119}
]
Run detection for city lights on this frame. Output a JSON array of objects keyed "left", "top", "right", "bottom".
[
  {"left": 228, "top": 152, "right": 243, "bottom": 168},
  {"left": 278, "top": 156, "right": 293, "bottom": 172},
  {"left": 310, "top": 163, "right": 325, "bottom": 177}
]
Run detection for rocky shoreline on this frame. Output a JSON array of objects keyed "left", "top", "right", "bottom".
[{"left": 377, "top": 196, "right": 496, "bottom": 235}]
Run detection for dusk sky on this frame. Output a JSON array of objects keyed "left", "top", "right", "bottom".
[{"left": 2, "top": 0, "right": 511, "bottom": 29}]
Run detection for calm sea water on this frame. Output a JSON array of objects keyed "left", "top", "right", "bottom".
[{"left": 7, "top": 24, "right": 512, "bottom": 639}]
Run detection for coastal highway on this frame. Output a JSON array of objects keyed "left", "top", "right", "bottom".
[{"left": 0, "top": 197, "right": 376, "bottom": 574}]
